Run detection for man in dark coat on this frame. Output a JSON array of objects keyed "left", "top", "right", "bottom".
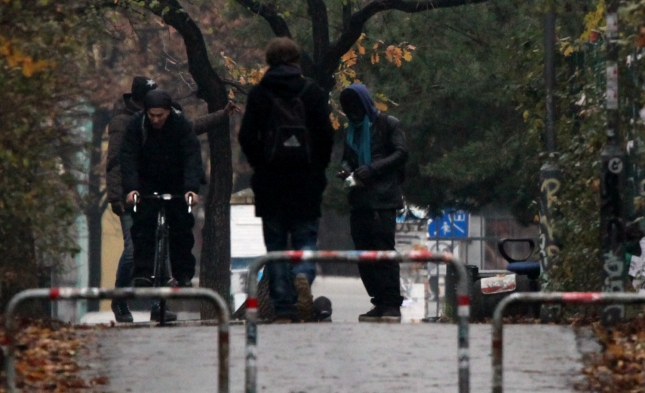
[
  {"left": 338, "top": 84, "right": 408, "bottom": 323},
  {"left": 107, "top": 77, "right": 237, "bottom": 322},
  {"left": 120, "top": 89, "right": 203, "bottom": 322},
  {"left": 238, "top": 37, "right": 334, "bottom": 323},
  {"left": 106, "top": 76, "right": 157, "bottom": 322}
]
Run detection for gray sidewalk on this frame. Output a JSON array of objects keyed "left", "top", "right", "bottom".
[{"left": 87, "top": 323, "right": 585, "bottom": 393}]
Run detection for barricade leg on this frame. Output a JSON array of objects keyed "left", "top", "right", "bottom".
[
  {"left": 3, "top": 287, "right": 230, "bottom": 393},
  {"left": 491, "top": 292, "right": 645, "bottom": 393}
]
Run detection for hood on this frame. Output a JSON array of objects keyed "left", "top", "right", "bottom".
[
  {"left": 345, "top": 84, "right": 378, "bottom": 123},
  {"left": 112, "top": 93, "right": 142, "bottom": 117},
  {"left": 259, "top": 64, "right": 306, "bottom": 98}
]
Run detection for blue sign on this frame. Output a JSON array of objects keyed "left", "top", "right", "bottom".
[{"left": 428, "top": 211, "right": 469, "bottom": 238}]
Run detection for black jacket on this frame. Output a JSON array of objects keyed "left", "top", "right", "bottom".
[
  {"left": 121, "top": 110, "right": 203, "bottom": 196},
  {"left": 342, "top": 114, "right": 408, "bottom": 210},
  {"left": 238, "top": 65, "right": 334, "bottom": 218}
]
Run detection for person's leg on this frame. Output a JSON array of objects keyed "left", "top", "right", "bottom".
[
  {"left": 368, "top": 209, "right": 403, "bottom": 308},
  {"left": 351, "top": 210, "right": 382, "bottom": 301},
  {"left": 290, "top": 217, "right": 319, "bottom": 322},
  {"left": 290, "top": 217, "right": 319, "bottom": 284},
  {"left": 352, "top": 209, "right": 402, "bottom": 322},
  {"left": 167, "top": 200, "right": 196, "bottom": 286},
  {"left": 262, "top": 216, "right": 297, "bottom": 319},
  {"left": 112, "top": 211, "right": 135, "bottom": 322},
  {"left": 131, "top": 202, "right": 158, "bottom": 284},
  {"left": 115, "top": 212, "right": 134, "bottom": 288}
]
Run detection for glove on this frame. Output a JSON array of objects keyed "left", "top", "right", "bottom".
[
  {"left": 353, "top": 165, "right": 374, "bottom": 182},
  {"left": 110, "top": 201, "right": 125, "bottom": 216}
]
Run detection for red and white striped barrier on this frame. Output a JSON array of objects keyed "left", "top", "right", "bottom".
[
  {"left": 244, "top": 250, "right": 470, "bottom": 393},
  {"left": 491, "top": 292, "right": 645, "bottom": 393},
  {"left": 2, "top": 287, "right": 230, "bottom": 393}
]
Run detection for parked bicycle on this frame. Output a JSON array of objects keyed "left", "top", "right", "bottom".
[{"left": 133, "top": 192, "right": 193, "bottom": 325}]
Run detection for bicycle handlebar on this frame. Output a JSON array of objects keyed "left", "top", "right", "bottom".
[{"left": 132, "top": 192, "right": 193, "bottom": 213}]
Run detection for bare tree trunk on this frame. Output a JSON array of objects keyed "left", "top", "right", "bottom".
[
  {"left": 87, "top": 107, "right": 110, "bottom": 311},
  {"left": 200, "top": 118, "right": 233, "bottom": 318}
]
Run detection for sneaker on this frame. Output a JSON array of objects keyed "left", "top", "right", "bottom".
[
  {"left": 313, "top": 296, "right": 332, "bottom": 322},
  {"left": 111, "top": 300, "right": 133, "bottom": 323},
  {"left": 150, "top": 303, "right": 178, "bottom": 322},
  {"left": 294, "top": 273, "right": 314, "bottom": 322},
  {"left": 381, "top": 306, "right": 402, "bottom": 323},
  {"left": 358, "top": 305, "right": 384, "bottom": 323}
]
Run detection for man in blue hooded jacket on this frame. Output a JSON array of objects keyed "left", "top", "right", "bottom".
[{"left": 338, "top": 84, "right": 408, "bottom": 323}]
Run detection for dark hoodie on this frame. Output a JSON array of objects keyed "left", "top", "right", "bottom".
[
  {"left": 238, "top": 64, "right": 334, "bottom": 219},
  {"left": 106, "top": 94, "right": 142, "bottom": 207},
  {"left": 121, "top": 109, "right": 203, "bottom": 197},
  {"left": 340, "top": 84, "right": 408, "bottom": 211}
]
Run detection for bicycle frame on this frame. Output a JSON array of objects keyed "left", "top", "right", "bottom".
[{"left": 134, "top": 193, "right": 190, "bottom": 324}]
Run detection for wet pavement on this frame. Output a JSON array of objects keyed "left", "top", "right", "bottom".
[{"left": 80, "top": 277, "right": 591, "bottom": 392}]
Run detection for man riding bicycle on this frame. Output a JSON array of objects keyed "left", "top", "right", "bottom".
[{"left": 121, "top": 89, "right": 203, "bottom": 321}]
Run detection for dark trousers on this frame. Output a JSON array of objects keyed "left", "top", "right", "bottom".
[
  {"left": 262, "top": 215, "right": 319, "bottom": 316},
  {"left": 131, "top": 199, "right": 196, "bottom": 283},
  {"left": 115, "top": 212, "right": 134, "bottom": 288},
  {"left": 350, "top": 209, "right": 403, "bottom": 307}
]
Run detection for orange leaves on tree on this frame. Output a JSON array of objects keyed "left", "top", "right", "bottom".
[
  {"left": 220, "top": 52, "right": 265, "bottom": 99},
  {"left": 637, "top": 26, "right": 645, "bottom": 48},
  {"left": 330, "top": 113, "right": 341, "bottom": 130},
  {"left": 341, "top": 49, "right": 357, "bottom": 68},
  {"left": 374, "top": 101, "right": 388, "bottom": 111},
  {"left": 0, "top": 36, "right": 54, "bottom": 77},
  {"left": 385, "top": 45, "right": 403, "bottom": 67}
]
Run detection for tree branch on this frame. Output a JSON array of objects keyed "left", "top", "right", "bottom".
[
  {"left": 307, "top": 0, "right": 330, "bottom": 66},
  {"left": 234, "top": 0, "right": 292, "bottom": 37},
  {"left": 223, "top": 80, "right": 249, "bottom": 95},
  {"left": 322, "top": 0, "right": 489, "bottom": 78},
  {"left": 148, "top": 0, "right": 228, "bottom": 109},
  {"left": 342, "top": 1, "right": 352, "bottom": 31}
]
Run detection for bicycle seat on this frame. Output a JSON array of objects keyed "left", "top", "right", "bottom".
[{"left": 505, "top": 261, "right": 540, "bottom": 280}]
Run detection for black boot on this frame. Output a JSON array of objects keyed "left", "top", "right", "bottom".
[
  {"left": 150, "top": 302, "right": 177, "bottom": 322},
  {"left": 111, "top": 300, "right": 133, "bottom": 323}
]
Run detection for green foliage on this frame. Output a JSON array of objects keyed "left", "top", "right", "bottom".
[{"left": 0, "top": 0, "right": 99, "bottom": 307}]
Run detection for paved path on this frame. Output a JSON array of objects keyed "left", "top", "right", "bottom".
[{"left": 86, "top": 323, "right": 585, "bottom": 393}]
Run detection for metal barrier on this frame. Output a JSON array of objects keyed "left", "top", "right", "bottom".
[
  {"left": 492, "top": 292, "right": 645, "bottom": 393},
  {"left": 2, "top": 287, "right": 230, "bottom": 393},
  {"left": 245, "top": 250, "right": 470, "bottom": 393}
]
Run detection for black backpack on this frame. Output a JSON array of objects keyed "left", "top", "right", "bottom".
[{"left": 263, "top": 79, "right": 313, "bottom": 167}]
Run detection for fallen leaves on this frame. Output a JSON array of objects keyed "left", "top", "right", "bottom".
[
  {"left": 0, "top": 318, "right": 107, "bottom": 392},
  {"left": 583, "top": 316, "right": 645, "bottom": 392}
]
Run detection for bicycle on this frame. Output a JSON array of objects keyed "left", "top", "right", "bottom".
[{"left": 133, "top": 192, "right": 193, "bottom": 325}]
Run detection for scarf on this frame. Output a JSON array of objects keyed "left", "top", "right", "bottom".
[{"left": 346, "top": 115, "right": 372, "bottom": 166}]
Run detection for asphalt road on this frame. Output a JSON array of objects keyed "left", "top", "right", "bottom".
[
  {"left": 85, "top": 323, "right": 586, "bottom": 393},
  {"left": 79, "top": 277, "right": 592, "bottom": 392}
]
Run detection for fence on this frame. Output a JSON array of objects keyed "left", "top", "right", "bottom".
[
  {"left": 2, "top": 287, "right": 230, "bottom": 393},
  {"left": 244, "top": 250, "right": 470, "bottom": 393},
  {"left": 491, "top": 292, "right": 645, "bottom": 393}
]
